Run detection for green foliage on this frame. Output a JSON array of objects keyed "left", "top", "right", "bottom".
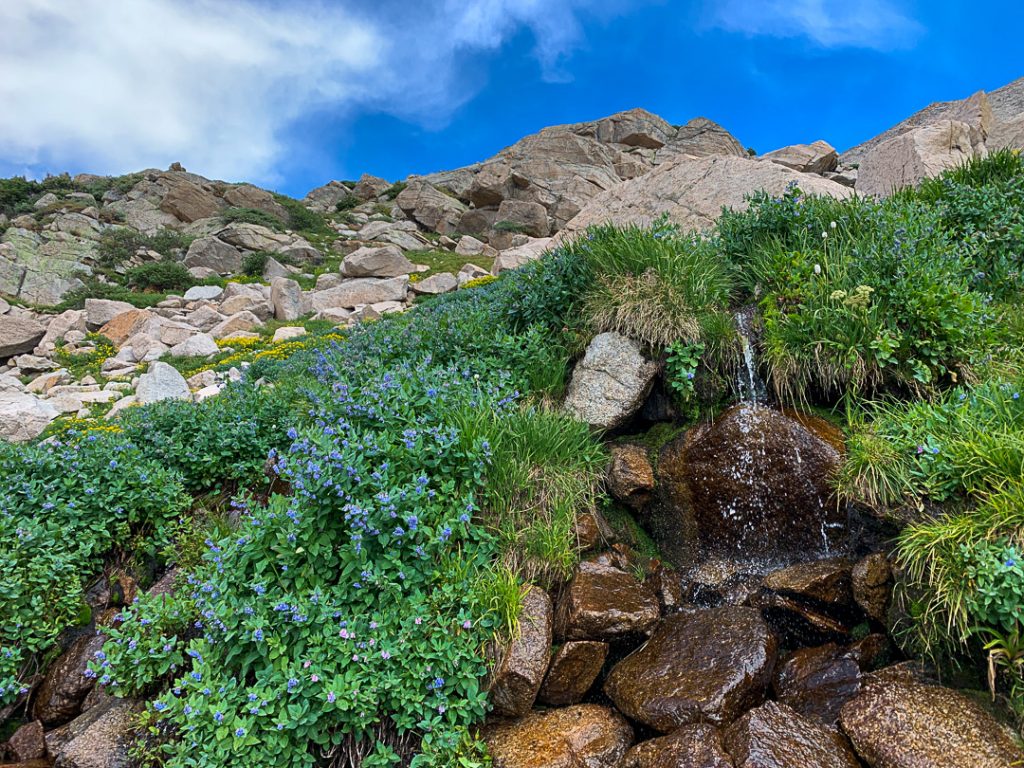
[
  {"left": 0, "top": 432, "right": 188, "bottom": 705},
  {"left": 222, "top": 206, "right": 286, "bottom": 231},
  {"left": 493, "top": 220, "right": 528, "bottom": 234},
  {"left": 336, "top": 196, "right": 360, "bottom": 212},
  {"left": 52, "top": 279, "right": 171, "bottom": 312},
  {"left": 665, "top": 341, "right": 705, "bottom": 401},
  {"left": 382, "top": 181, "right": 408, "bottom": 200},
  {"left": 273, "top": 194, "right": 332, "bottom": 236},
  {"left": 126, "top": 260, "right": 196, "bottom": 292},
  {"left": 0, "top": 174, "right": 75, "bottom": 216},
  {"left": 242, "top": 250, "right": 270, "bottom": 277},
  {"left": 963, "top": 539, "right": 1024, "bottom": 633},
  {"left": 53, "top": 333, "right": 117, "bottom": 380},
  {"left": 409, "top": 249, "right": 494, "bottom": 280},
  {"left": 97, "top": 228, "right": 193, "bottom": 268}
]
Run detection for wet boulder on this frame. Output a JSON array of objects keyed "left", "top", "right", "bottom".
[
  {"left": 725, "top": 701, "right": 861, "bottom": 768},
  {"left": 483, "top": 704, "right": 633, "bottom": 768},
  {"left": 554, "top": 561, "right": 660, "bottom": 641},
  {"left": 851, "top": 552, "right": 893, "bottom": 623},
  {"left": 489, "top": 586, "right": 552, "bottom": 718},
  {"left": 606, "top": 444, "right": 655, "bottom": 510},
  {"left": 756, "top": 558, "right": 858, "bottom": 644},
  {"left": 32, "top": 633, "right": 105, "bottom": 726},
  {"left": 840, "top": 672, "right": 1024, "bottom": 768},
  {"left": 604, "top": 606, "right": 777, "bottom": 732},
  {"left": 537, "top": 640, "right": 609, "bottom": 706},
  {"left": 622, "top": 724, "right": 733, "bottom": 768},
  {"left": 657, "top": 404, "right": 844, "bottom": 560},
  {"left": 772, "top": 643, "right": 861, "bottom": 725}
]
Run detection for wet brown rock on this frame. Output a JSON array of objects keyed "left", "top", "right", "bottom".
[
  {"left": 489, "top": 586, "right": 553, "bottom": 717},
  {"left": 643, "top": 560, "right": 685, "bottom": 613},
  {"left": 44, "top": 697, "right": 141, "bottom": 768},
  {"left": 604, "top": 607, "right": 777, "bottom": 732},
  {"left": 537, "top": 640, "right": 609, "bottom": 706},
  {"left": 555, "top": 562, "right": 660, "bottom": 641},
  {"left": 840, "top": 673, "right": 1024, "bottom": 768},
  {"left": 32, "top": 633, "right": 104, "bottom": 726},
  {"left": 725, "top": 701, "right": 861, "bottom": 768},
  {"left": 851, "top": 553, "right": 892, "bottom": 623},
  {"left": 756, "top": 558, "right": 858, "bottom": 644},
  {"left": 772, "top": 644, "right": 861, "bottom": 725},
  {"left": 622, "top": 724, "right": 734, "bottom": 768},
  {"left": 6, "top": 720, "right": 45, "bottom": 761},
  {"left": 573, "top": 511, "right": 603, "bottom": 552},
  {"left": 483, "top": 704, "right": 633, "bottom": 768},
  {"left": 657, "top": 405, "right": 845, "bottom": 560},
  {"left": 606, "top": 444, "right": 655, "bottom": 510}
]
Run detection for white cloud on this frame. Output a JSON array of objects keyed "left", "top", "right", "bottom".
[
  {"left": 0, "top": 0, "right": 604, "bottom": 184},
  {"left": 707, "top": 0, "right": 923, "bottom": 51}
]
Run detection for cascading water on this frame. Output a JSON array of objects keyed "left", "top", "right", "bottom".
[{"left": 733, "top": 307, "right": 769, "bottom": 405}]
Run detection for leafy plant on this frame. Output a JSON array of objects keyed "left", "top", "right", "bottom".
[
  {"left": 665, "top": 341, "right": 705, "bottom": 402},
  {"left": 126, "top": 260, "right": 196, "bottom": 292},
  {"left": 222, "top": 207, "right": 286, "bottom": 231},
  {"left": 242, "top": 251, "right": 270, "bottom": 277}
]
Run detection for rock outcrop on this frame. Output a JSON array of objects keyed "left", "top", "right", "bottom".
[{"left": 563, "top": 332, "right": 659, "bottom": 430}]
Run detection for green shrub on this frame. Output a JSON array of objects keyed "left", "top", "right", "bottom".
[
  {"left": 382, "top": 181, "right": 407, "bottom": 200},
  {"left": 242, "top": 250, "right": 269, "bottom": 277},
  {"left": 335, "top": 196, "right": 360, "bottom": 212},
  {"left": 0, "top": 431, "right": 188, "bottom": 705},
  {"left": 97, "top": 228, "right": 192, "bottom": 268},
  {"left": 51, "top": 279, "right": 170, "bottom": 312},
  {"left": 222, "top": 206, "right": 285, "bottom": 231},
  {"left": 493, "top": 220, "right": 528, "bottom": 234},
  {"left": 273, "top": 194, "right": 331, "bottom": 236},
  {"left": 126, "top": 260, "right": 196, "bottom": 292}
]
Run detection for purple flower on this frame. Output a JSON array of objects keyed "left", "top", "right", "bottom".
[
  {"left": 235, "top": 727, "right": 246, "bottom": 737},
  {"left": 214, "top": 711, "right": 224, "bottom": 722},
  {"left": 327, "top": 691, "right": 336, "bottom": 703}
]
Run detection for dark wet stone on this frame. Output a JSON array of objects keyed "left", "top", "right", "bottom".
[
  {"left": 657, "top": 405, "right": 844, "bottom": 560},
  {"left": 851, "top": 552, "right": 892, "bottom": 623},
  {"left": 490, "top": 586, "right": 552, "bottom": 717},
  {"left": 772, "top": 643, "right": 861, "bottom": 725},
  {"left": 622, "top": 724, "right": 734, "bottom": 768},
  {"left": 604, "top": 606, "right": 777, "bottom": 732},
  {"left": 483, "top": 704, "right": 633, "bottom": 768},
  {"left": 555, "top": 562, "right": 660, "bottom": 641},
  {"left": 607, "top": 444, "right": 655, "bottom": 510},
  {"left": 725, "top": 700, "right": 861, "bottom": 768},
  {"left": 643, "top": 560, "right": 685, "bottom": 613},
  {"left": 537, "top": 640, "right": 609, "bottom": 706},
  {"left": 840, "top": 671, "right": 1024, "bottom": 768},
  {"left": 756, "top": 558, "right": 858, "bottom": 645},
  {"left": 32, "top": 633, "right": 104, "bottom": 726}
]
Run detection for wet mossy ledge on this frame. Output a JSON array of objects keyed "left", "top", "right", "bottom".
[{"left": 2, "top": 151, "right": 1024, "bottom": 766}]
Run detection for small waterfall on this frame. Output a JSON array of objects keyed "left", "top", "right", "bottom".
[{"left": 734, "top": 308, "right": 768, "bottom": 404}]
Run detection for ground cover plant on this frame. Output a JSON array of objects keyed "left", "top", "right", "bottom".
[{"left": 4, "top": 150, "right": 1024, "bottom": 760}]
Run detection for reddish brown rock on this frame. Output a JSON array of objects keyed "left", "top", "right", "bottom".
[
  {"left": 97, "top": 308, "right": 156, "bottom": 347},
  {"left": 537, "top": 640, "right": 609, "bottom": 706},
  {"left": 159, "top": 180, "right": 221, "bottom": 222},
  {"left": 32, "top": 633, "right": 104, "bottom": 726},
  {"left": 6, "top": 720, "right": 46, "bottom": 761},
  {"left": 489, "top": 586, "right": 553, "bottom": 718},
  {"left": 851, "top": 552, "right": 892, "bottom": 623},
  {"left": 643, "top": 560, "right": 685, "bottom": 613},
  {"left": 554, "top": 562, "right": 660, "bottom": 641},
  {"left": 606, "top": 444, "right": 655, "bottom": 510},
  {"left": 658, "top": 405, "right": 844, "bottom": 559},
  {"left": 725, "top": 701, "right": 861, "bottom": 768},
  {"left": 574, "top": 511, "right": 603, "bottom": 552},
  {"left": 483, "top": 704, "right": 633, "bottom": 768},
  {"left": 840, "top": 673, "right": 1024, "bottom": 768},
  {"left": 772, "top": 643, "right": 861, "bottom": 725},
  {"left": 756, "top": 558, "right": 858, "bottom": 644},
  {"left": 604, "top": 607, "right": 777, "bottom": 732},
  {"left": 622, "top": 724, "right": 733, "bottom": 768}
]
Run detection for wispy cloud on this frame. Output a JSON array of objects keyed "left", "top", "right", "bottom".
[
  {"left": 706, "top": 0, "right": 923, "bottom": 51},
  {"left": 0, "top": 0, "right": 605, "bottom": 184}
]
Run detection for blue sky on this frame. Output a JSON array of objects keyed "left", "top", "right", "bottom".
[{"left": 0, "top": 1, "right": 1020, "bottom": 197}]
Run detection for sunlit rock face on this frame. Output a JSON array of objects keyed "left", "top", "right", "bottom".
[{"left": 657, "top": 404, "right": 846, "bottom": 562}]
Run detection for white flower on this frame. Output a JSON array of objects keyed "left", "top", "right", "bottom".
[
  {"left": 814, "top": 264, "right": 822, "bottom": 275},
  {"left": 821, "top": 231, "right": 828, "bottom": 239},
  {"left": 830, "top": 221, "right": 837, "bottom": 229}
]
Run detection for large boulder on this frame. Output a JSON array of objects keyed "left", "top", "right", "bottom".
[
  {"left": 159, "top": 179, "right": 222, "bottom": 223},
  {"left": 395, "top": 180, "right": 467, "bottom": 234},
  {"left": 604, "top": 607, "right": 777, "bottom": 732},
  {"left": 489, "top": 586, "right": 552, "bottom": 717},
  {"left": 772, "top": 643, "right": 862, "bottom": 725},
  {"left": 857, "top": 120, "right": 985, "bottom": 197},
  {"left": 656, "top": 404, "right": 845, "bottom": 560},
  {"left": 270, "top": 277, "right": 303, "bottom": 321},
  {"left": 491, "top": 237, "right": 552, "bottom": 274},
  {"left": 0, "top": 314, "right": 46, "bottom": 358},
  {"left": 308, "top": 277, "right": 409, "bottom": 312},
  {"left": 222, "top": 184, "right": 289, "bottom": 221},
  {"left": 839, "top": 673, "right": 1024, "bottom": 768},
  {"left": 44, "top": 697, "right": 141, "bottom": 768},
  {"left": 483, "top": 704, "right": 633, "bottom": 768},
  {"left": 554, "top": 561, "right": 660, "bottom": 641},
  {"left": 622, "top": 724, "right": 733, "bottom": 768},
  {"left": 537, "top": 640, "right": 609, "bottom": 707},
  {"left": 410, "top": 272, "right": 457, "bottom": 295},
  {"left": 340, "top": 245, "right": 415, "bottom": 278},
  {"left": 304, "top": 180, "right": 355, "bottom": 212},
  {"left": 32, "top": 633, "right": 104, "bottom": 726},
  {"left": 0, "top": 375, "right": 59, "bottom": 441},
  {"left": 763, "top": 140, "right": 839, "bottom": 174},
  {"left": 1, "top": 229, "right": 95, "bottom": 306},
  {"left": 563, "top": 332, "right": 658, "bottom": 431},
  {"left": 605, "top": 444, "right": 655, "bottom": 510},
  {"left": 135, "top": 361, "right": 191, "bottom": 404},
  {"left": 183, "top": 236, "right": 244, "bottom": 274},
  {"left": 84, "top": 299, "right": 136, "bottom": 330},
  {"left": 851, "top": 552, "right": 893, "bottom": 623},
  {"left": 214, "top": 223, "right": 291, "bottom": 252},
  {"left": 495, "top": 200, "right": 550, "bottom": 237},
  {"left": 988, "top": 113, "right": 1024, "bottom": 150},
  {"left": 756, "top": 558, "right": 859, "bottom": 644},
  {"left": 724, "top": 701, "right": 862, "bottom": 768},
  {"left": 559, "top": 155, "right": 851, "bottom": 239}
]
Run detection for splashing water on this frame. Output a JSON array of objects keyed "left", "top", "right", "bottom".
[{"left": 734, "top": 308, "right": 768, "bottom": 404}]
